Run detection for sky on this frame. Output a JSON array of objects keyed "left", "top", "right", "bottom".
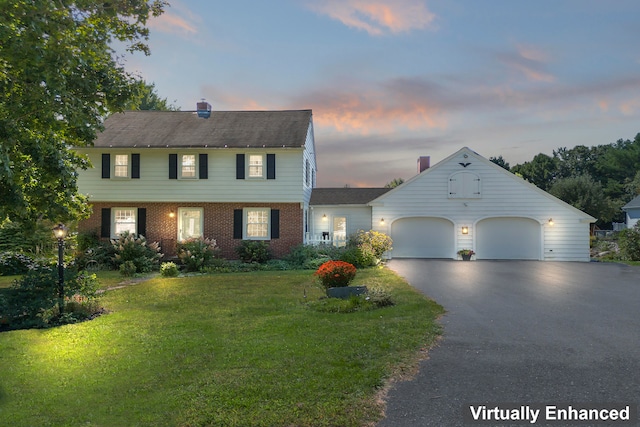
[{"left": 122, "top": 0, "right": 640, "bottom": 187}]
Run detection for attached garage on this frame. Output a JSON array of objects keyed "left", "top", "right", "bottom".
[
  {"left": 475, "top": 217, "right": 541, "bottom": 260},
  {"left": 391, "top": 217, "right": 455, "bottom": 258}
]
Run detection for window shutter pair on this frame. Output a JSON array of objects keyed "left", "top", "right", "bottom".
[
  {"left": 101, "top": 154, "right": 140, "bottom": 179},
  {"left": 233, "top": 209, "right": 280, "bottom": 239},
  {"left": 100, "top": 208, "right": 146, "bottom": 238},
  {"left": 235, "top": 154, "right": 276, "bottom": 179},
  {"left": 169, "top": 154, "right": 208, "bottom": 179}
]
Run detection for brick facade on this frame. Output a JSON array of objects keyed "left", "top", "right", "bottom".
[{"left": 79, "top": 202, "right": 303, "bottom": 259}]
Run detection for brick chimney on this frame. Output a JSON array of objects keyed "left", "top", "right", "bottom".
[
  {"left": 417, "top": 156, "right": 430, "bottom": 173},
  {"left": 196, "top": 100, "right": 211, "bottom": 118}
]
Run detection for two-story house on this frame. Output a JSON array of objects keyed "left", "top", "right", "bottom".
[{"left": 76, "top": 105, "right": 316, "bottom": 258}]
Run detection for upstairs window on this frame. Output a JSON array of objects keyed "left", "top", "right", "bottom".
[
  {"left": 181, "top": 154, "right": 196, "bottom": 178},
  {"left": 305, "top": 159, "right": 310, "bottom": 186},
  {"left": 114, "top": 155, "right": 129, "bottom": 178},
  {"left": 249, "top": 155, "right": 264, "bottom": 178}
]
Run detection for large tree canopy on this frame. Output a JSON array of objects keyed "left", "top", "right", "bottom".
[
  {"left": 0, "top": 0, "right": 166, "bottom": 223},
  {"left": 507, "top": 133, "right": 640, "bottom": 224}
]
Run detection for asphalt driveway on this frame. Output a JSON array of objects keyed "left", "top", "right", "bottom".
[{"left": 378, "top": 260, "right": 640, "bottom": 426}]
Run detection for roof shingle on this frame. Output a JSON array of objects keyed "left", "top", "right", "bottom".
[
  {"left": 93, "top": 110, "right": 312, "bottom": 148},
  {"left": 310, "top": 188, "right": 391, "bottom": 206}
]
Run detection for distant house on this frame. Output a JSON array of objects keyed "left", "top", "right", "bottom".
[
  {"left": 622, "top": 195, "right": 640, "bottom": 228},
  {"left": 76, "top": 106, "right": 316, "bottom": 258},
  {"left": 309, "top": 147, "right": 596, "bottom": 261}
]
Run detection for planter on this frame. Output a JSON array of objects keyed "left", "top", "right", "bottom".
[
  {"left": 326, "top": 285, "right": 368, "bottom": 299},
  {"left": 461, "top": 254, "right": 472, "bottom": 261}
]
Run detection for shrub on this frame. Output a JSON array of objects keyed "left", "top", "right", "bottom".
[
  {"left": 314, "top": 260, "right": 357, "bottom": 289},
  {"left": 177, "top": 237, "right": 219, "bottom": 272},
  {"left": 235, "top": 240, "right": 271, "bottom": 263},
  {"left": 0, "top": 266, "right": 102, "bottom": 331},
  {"left": 618, "top": 223, "right": 640, "bottom": 261},
  {"left": 284, "top": 243, "right": 343, "bottom": 269},
  {"left": 112, "top": 232, "right": 162, "bottom": 275},
  {"left": 75, "top": 241, "right": 116, "bottom": 270},
  {"left": 0, "top": 251, "right": 41, "bottom": 275},
  {"left": 160, "top": 262, "right": 180, "bottom": 277},
  {"left": 366, "top": 286, "right": 394, "bottom": 308},
  {"left": 119, "top": 261, "right": 137, "bottom": 277},
  {"left": 344, "top": 230, "right": 393, "bottom": 267}
]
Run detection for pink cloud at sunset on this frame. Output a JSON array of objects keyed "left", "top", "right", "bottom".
[
  {"left": 307, "top": 0, "right": 436, "bottom": 36},
  {"left": 148, "top": 8, "right": 198, "bottom": 38}
]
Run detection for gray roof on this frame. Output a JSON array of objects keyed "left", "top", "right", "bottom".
[
  {"left": 93, "top": 110, "right": 312, "bottom": 148},
  {"left": 310, "top": 188, "right": 391, "bottom": 206},
  {"left": 622, "top": 194, "right": 640, "bottom": 210}
]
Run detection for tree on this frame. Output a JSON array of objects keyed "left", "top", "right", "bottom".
[
  {"left": 548, "top": 174, "right": 617, "bottom": 223},
  {"left": 489, "top": 155, "right": 510, "bottom": 171},
  {"left": 0, "top": 0, "right": 166, "bottom": 224},
  {"left": 126, "top": 80, "right": 180, "bottom": 111},
  {"left": 511, "top": 153, "right": 558, "bottom": 191},
  {"left": 384, "top": 178, "right": 404, "bottom": 188}
]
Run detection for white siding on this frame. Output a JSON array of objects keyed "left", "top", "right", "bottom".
[
  {"left": 372, "top": 147, "right": 594, "bottom": 261},
  {"left": 77, "top": 148, "right": 306, "bottom": 203},
  {"left": 309, "top": 206, "right": 373, "bottom": 239},
  {"left": 302, "top": 122, "right": 317, "bottom": 206}
]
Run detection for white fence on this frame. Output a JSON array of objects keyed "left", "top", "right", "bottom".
[{"left": 305, "top": 233, "right": 347, "bottom": 247}]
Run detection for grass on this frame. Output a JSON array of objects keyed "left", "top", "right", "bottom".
[{"left": 0, "top": 267, "right": 443, "bottom": 427}]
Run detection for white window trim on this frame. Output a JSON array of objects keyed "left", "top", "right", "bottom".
[
  {"left": 179, "top": 153, "right": 198, "bottom": 179},
  {"left": 113, "top": 154, "right": 131, "bottom": 179},
  {"left": 111, "top": 207, "right": 137, "bottom": 239},
  {"left": 177, "top": 207, "right": 204, "bottom": 242},
  {"left": 243, "top": 207, "right": 270, "bottom": 240},
  {"left": 247, "top": 153, "right": 265, "bottom": 179}
]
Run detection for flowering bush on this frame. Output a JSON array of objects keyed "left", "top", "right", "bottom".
[
  {"left": 177, "top": 237, "right": 219, "bottom": 272},
  {"left": 112, "top": 232, "right": 162, "bottom": 275},
  {"left": 314, "top": 260, "right": 357, "bottom": 289},
  {"left": 343, "top": 230, "right": 393, "bottom": 267}
]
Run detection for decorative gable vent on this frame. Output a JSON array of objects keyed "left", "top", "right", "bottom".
[{"left": 196, "top": 100, "right": 212, "bottom": 118}]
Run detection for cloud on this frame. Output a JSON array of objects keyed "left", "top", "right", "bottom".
[
  {"left": 496, "top": 44, "right": 556, "bottom": 83},
  {"left": 307, "top": 0, "right": 436, "bottom": 36},
  {"left": 148, "top": 4, "right": 199, "bottom": 38}
]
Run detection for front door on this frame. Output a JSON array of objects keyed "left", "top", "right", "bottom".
[{"left": 178, "top": 208, "right": 203, "bottom": 241}]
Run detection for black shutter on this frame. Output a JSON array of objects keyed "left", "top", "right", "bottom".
[
  {"left": 101, "top": 154, "right": 110, "bottom": 179},
  {"left": 169, "top": 154, "right": 178, "bottom": 179},
  {"left": 236, "top": 154, "right": 245, "bottom": 179},
  {"left": 199, "top": 154, "right": 208, "bottom": 179},
  {"left": 267, "top": 154, "right": 276, "bottom": 180},
  {"left": 233, "top": 209, "right": 243, "bottom": 239},
  {"left": 271, "top": 209, "right": 280, "bottom": 239},
  {"left": 131, "top": 154, "right": 140, "bottom": 179},
  {"left": 137, "top": 208, "right": 146, "bottom": 237},
  {"left": 101, "top": 208, "right": 111, "bottom": 238}
]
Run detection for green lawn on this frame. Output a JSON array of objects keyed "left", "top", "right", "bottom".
[{"left": 0, "top": 268, "right": 443, "bottom": 427}]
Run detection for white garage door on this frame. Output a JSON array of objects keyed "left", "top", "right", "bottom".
[
  {"left": 476, "top": 217, "right": 541, "bottom": 260},
  {"left": 391, "top": 217, "right": 455, "bottom": 258}
]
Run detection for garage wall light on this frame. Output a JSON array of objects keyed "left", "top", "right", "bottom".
[
  {"left": 461, "top": 226, "right": 469, "bottom": 234},
  {"left": 548, "top": 218, "right": 554, "bottom": 226},
  {"left": 380, "top": 218, "right": 385, "bottom": 225}
]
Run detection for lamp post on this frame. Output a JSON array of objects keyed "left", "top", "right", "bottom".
[{"left": 53, "top": 223, "right": 67, "bottom": 314}]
